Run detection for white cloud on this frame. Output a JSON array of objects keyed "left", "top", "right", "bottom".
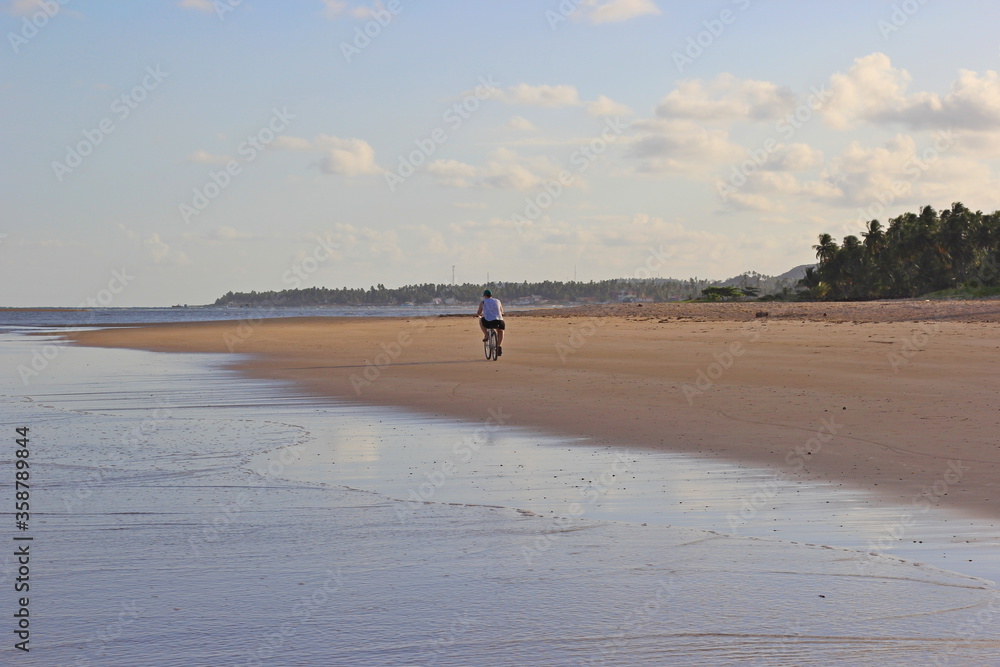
[
  {"left": 427, "top": 149, "right": 569, "bottom": 190},
  {"left": 271, "top": 135, "right": 314, "bottom": 151},
  {"left": 763, "top": 143, "right": 825, "bottom": 172},
  {"left": 507, "top": 115, "right": 538, "bottom": 132},
  {"left": 316, "top": 135, "right": 383, "bottom": 176},
  {"left": 186, "top": 149, "right": 233, "bottom": 165},
  {"left": 145, "top": 233, "right": 189, "bottom": 266},
  {"left": 7, "top": 0, "right": 60, "bottom": 15},
  {"left": 656, "top": 74, "right": 796, "bottom": 121},
  {"left": 326, "top": 222, "right": 403, "bottom": 261},
  {"left": 576, "top": 0, "right": 660, "bottom": 25},
  {"left": 724, "top": 192, "right": 785, "bottom": 213},
  {"left": 718, "top": 151, "right": 826, "bottom": 213},
  {"left": 498, "top": 84, "right": 580, "bottom": 108},
  {"left": 322, "top": 1, "right": 390, "bottom": 20},
  {"left": 935, "top": 69, "right": 1000, "bottom": 130},
  {"left": 349, "top": 3, "right": 382, "bottom": 19},
  {"left": 403, "top": 212, "right": 741, "bottom": 279},
  {"left": 627, "top": 118, "right": 743, "bottom": 173},
  {"left": 321, "top": 0, "right": 348, "bottom": 18},
  {"left": 426, "top": 159, "right": 481, "bottom": 188},
  {"left": 823, "top": 53, "right": 918, "bottom": 130},
  {"left": 177, "top": 0, "right": 215, "bottom": 13},
  {"left": 232, "top": 132, "right": 382, "bottom": 176},
  {"left": 717, "top": 132, "right": 993, "bottom": 217},
  {"left": 799, "top": 132, "right": 997, "bottom": 215},
  {"left": 588, "top": 95, "right": 631, "bottom": 117},
  {"left": 184, "top": 226, "right": 261, "bottom": 243},
  {"left": 823, "top": 53, "right": 1000, "bottom": 132},
  {"left": 817, "top": 134, "right": 919, "bottom": 205},
  {"left": 523, "top": 213, "right": 740, "bottom": 273}
]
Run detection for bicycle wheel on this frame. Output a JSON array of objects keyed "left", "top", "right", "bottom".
[
  {"left": 490, "top": 329, "right": 498, "bottom": 361},
  {"left": 484, "top": 331, "right": 492, "bottom": 360}
]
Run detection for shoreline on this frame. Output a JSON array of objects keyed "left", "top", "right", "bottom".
[{"left": 63, "top": 301, "right": 1000, "bottom": 523}]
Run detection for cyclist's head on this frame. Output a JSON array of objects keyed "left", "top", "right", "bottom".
[{"left": 483, "top": 289, "right": 492, "bottom": 298}]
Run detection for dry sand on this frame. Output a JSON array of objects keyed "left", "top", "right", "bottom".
[{"left": 66, "top": 300, "right": 1000, "bottom": 521}]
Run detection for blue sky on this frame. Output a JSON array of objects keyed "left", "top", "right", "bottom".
[{"left": 3, "top": 0, "right": 1000, "bottom": 306}]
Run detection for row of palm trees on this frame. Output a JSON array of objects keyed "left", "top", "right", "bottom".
[{"left": 801, "top": 203, "right": 1000, "bottom": 300}]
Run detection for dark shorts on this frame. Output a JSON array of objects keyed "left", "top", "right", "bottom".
[{"left": 481, "top": 318, "right": 506, "bottom": 330}]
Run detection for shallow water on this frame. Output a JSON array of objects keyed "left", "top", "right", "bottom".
[
  {"left": 261, "top": 403, "right": 1000, "bottom": 584},
  {"left": 1, "top": 333, "right": 999, "bottom": 665},
  {"left": 0, "top": 304, "right": 552, "bottom": 329}
]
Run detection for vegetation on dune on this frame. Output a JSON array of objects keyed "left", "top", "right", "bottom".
[
  {"left": 699, "top": 286, "right": 759, "bottom": 301},
  {"left": 801, "top": 203, "right": 1000, "bottom": 301}
]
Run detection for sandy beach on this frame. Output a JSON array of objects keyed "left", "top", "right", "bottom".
[
  {"left": 4, "top": 305, "right": 999, "bottom": 664},
  {"left": 66, "top": 300, "right": 1000, "bottom": 522}
]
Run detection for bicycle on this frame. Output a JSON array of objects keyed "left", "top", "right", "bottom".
[{"left": 484, "top": 327, "right": 498, "bottom": 361}]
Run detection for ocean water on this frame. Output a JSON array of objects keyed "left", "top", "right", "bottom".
[
  {"left": 1, "top": 332, "right": 999, "bottom": 665},
  {"left": 0, "top": 304, "right": 552, "bottom": 330}
]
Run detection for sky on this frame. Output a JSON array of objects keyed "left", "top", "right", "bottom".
[{"left": 3, "top": 0, "right": 1000, "bottom": 306}]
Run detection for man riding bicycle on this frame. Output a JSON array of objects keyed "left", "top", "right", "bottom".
[{"left": 477, "top": 289, "right": 505, "bottom": 357}]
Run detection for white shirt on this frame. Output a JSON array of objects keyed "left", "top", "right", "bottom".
[{"left": 481, "top": 297, "right": 503, "bottom": 321}]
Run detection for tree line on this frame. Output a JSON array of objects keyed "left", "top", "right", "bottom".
[
  {"left": 801, "top": 203, "right": 1000, "bottom": 300},
  {"left": 213, "top": 278, "right": 715, "bottom": 307}
]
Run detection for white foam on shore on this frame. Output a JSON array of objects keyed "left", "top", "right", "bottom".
[{"left": 1, "top": 334, "right": 999, "bottom": 665}]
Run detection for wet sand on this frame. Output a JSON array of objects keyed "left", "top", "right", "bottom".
[
  {"left": 66, "top": 300, "right": 1000, "bottom": 522},
  {"left": 5, "top": 331, "right": 999, "bottom": 664}
]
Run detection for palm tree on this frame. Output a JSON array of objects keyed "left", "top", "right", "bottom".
[
  {"left": 813, "top": 233, "right": 838, "bottom": 264},
  {"left": 858, "top": 220, "right": 887, "bottom": 297},
  {"left": 937, "top": 202, "right": 979, "bottom": 287},
  {"left": 838, "top": 235, "right": 864, "bottom": 299}
]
